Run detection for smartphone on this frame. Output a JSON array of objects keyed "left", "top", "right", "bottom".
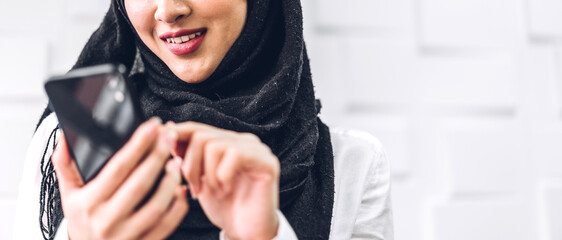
[{"left": 45, "top": 64, "right": 145, "bottom": 182}]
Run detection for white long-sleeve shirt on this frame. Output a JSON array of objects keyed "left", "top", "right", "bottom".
[{"left": 14, "top": 113, "right": 393, "bottom": 239}]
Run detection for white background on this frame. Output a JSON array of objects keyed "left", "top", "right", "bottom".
[{"left": 1, "top": 0, "right": 561, "bottom": 239}]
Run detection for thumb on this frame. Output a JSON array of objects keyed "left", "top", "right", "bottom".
[{"left": 52, "top": 134, "right": 85, "bottom": 195}]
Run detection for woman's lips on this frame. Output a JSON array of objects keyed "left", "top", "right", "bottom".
[{"left": 160, "top": 28, "right": 207, "bottom": 56}]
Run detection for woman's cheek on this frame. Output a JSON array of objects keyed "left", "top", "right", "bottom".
[{"left": 125, "top": 1, "right": 154, "bottom": 32}]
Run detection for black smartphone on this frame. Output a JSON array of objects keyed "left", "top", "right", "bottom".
[{"left": 45, "top": 63, "right": 145, "bottom": 182}]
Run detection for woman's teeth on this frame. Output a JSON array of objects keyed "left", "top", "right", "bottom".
[{"left": 165, "top": 32, "right": 202, "bottom": 44}]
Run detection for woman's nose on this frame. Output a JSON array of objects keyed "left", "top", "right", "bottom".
[{"left": 155, "top": 0, "right": 191, "bottom": 23}]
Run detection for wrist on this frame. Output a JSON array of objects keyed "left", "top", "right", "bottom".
[
  {"left": 224, "top": 211, "right": 279, "bottom": 240},
  {"left": 263, "top": 211, "right": 280, "bottom": 239}
]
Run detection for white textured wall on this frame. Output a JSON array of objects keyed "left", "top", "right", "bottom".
[{"left": 1, "top": 0, "right": 561, "bottom": 239}]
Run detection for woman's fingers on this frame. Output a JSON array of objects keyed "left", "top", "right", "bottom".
[
  {"left": 176, "top": 122, "right": 233, "bottom": 196},
  {"left": 181, "top": 129, "right": 232, "bottom": 196},
  {"left": 108, "top": 126, "right": 176, "bottom": 215},
  {"left": 182, "top": 130, "right": 222, "bottom": 197},
  {"left": 216, "top": 143, "right": 279, "bottom": 194},
  {"left": 215, "top": 148, "right": 241, "bottom": 195},
  {"left": 88, "top": 117, "right": 161, "bottom": 199},
  {"left": 139, "top": 186, "right": 189, "bottom": 240},
  {"left": 176, "top": 122, "right": 274, "bottom": 196},
  {"left": 52, "top": 134, "right": 85, "bottom": 197},
  {"left": 127, "top": 160, "right": 182, "bottom": 236},
  {"left": 175, "top": 121, "right": 212, "bottom": 140},
  {"left": 203, "top": 141, "right": 226, "bottom": 192}
]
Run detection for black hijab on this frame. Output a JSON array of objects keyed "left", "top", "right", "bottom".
[{"left": 38, "top": 0, "right": 335, "bottom": 239}]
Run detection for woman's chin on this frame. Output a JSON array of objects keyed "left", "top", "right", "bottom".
[
  {"left": 180, "top": 77, "right": 206, "bottom": 84},
  {"left": 172, "top": 69, "right": 209, "bottom": 84}
]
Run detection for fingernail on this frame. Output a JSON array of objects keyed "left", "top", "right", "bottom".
[
  {"left": 190, "top": 188, "right": 198, "bottom": 200},
  {"left": 166, "top": 160, "right": 179, "bottom": 173},
  {"left": 150, "top": 116, "right": 162, "bottom": 124},
  {"left": 174, "top": 156, "right": 183, "bottom": 166}
]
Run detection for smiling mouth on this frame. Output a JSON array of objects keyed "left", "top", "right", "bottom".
[{"left": 160, "top": 29, "right": 207, "bottom": 44}]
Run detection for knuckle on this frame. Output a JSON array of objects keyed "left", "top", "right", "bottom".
[
  {"left": 226, "top": 147, "right": 240, "bottom": 160},
  {"left": 136, "top": 122, "right": 157, "bottom": 140},
  {"left": 206, "top": 174, "right": 217, "bottom": 185},
  {"left": 146, "top": 202, "right": 168, "bottom": 217},
  {"left": 92, "top": 218, "right": 112, "bottom": 238},
  {"left": 83, "top": 204, "right": 96, "bottom": 217},
  {"left": 192, "top": 132, "right": 204, "bottom": 143},
  {"left": 241, "top": 132, "right": 260, "bottom": 142},
  {"left": 131, "top": 179, "right": 153, "bottom": 194},
  {"left": 216, "top": 171, "right": 229, "bottom": 183},
  {"left": 155, "top": 139, "right": 171, "bottom": 155},
  {"left": 204, "top": 140, "right": 220, "bottom": 155},
  {"left": 264, "top": 152, "right": 280, "bottom": 176},
  {"left": 75, "top": 196, "right": 96, "bottom": 217},
  {"left": 272, "top": 160, "right": 281, "bottom": 177},
  {"left": 199, "top": 131, "right": 215, "bottom": 144},
  {"left": 149, "top": 143, "right": 171, "bottom": 164},
  {"left": 110, "top": 161, "right": 128, "bottom": 175}
]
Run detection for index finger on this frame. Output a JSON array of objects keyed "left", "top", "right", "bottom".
[
  {"left": 52, "top": 133, "right": 85, "bottom": 197},
  {"left": 87, "top": 117, "right": 162, "bottom": 200},
  {"left": 174, "top": 121, "right": 222, "bottom": 140}
]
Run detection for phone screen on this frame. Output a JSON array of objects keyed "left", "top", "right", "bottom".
[{"left": 46, "top": 65, "right": 142, "bottom": 182}]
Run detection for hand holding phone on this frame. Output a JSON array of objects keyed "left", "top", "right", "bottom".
[
  {"left": 45, "top": 64, "right": 144, "bottom": 182},
  {"left": 45, "top": 64, "right": 188, "bottom": 239},
  {"left": 51, "top": 118, "right": 188, "bottom": 239}
]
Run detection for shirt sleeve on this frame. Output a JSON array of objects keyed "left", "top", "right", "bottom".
[
  {"left": 219, "top": 210, "right": 298, "bottom": 240},
  {"left": 13, "top": 114, "right": 59, "bottom": 240},
  {"left": 59, "top": 211, "right": 298, "bottom": 240},
  {"left": 351, "top": 144, "right": 394, "bottom": 240},
  {"left": 54, "top": 219, "right": 69, "bottom": 240}
]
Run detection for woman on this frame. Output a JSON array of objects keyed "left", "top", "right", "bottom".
[{"left": 15, "top": 0, "right": 393, "bottom": 239}]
